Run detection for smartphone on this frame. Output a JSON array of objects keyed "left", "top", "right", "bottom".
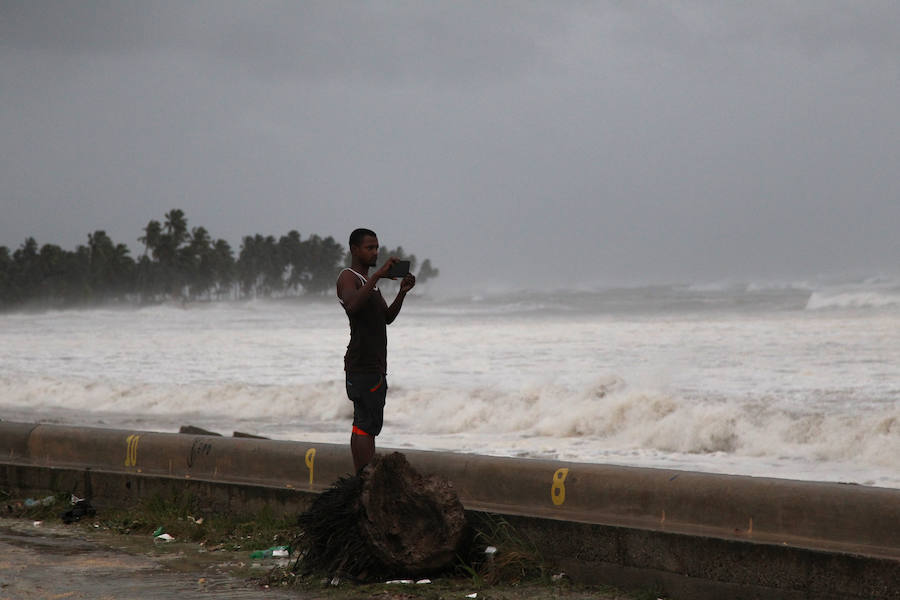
[{"left": 385, "top": 260, "right": 410, "bottom": 278}]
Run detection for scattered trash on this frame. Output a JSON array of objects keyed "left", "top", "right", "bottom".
[
  {"left": 32, "top": 521, "right": 43, "bottom": 527},
  {"left": 551, "top": 572, "right": 567, "bottom": 581},
  {"left": 152, "top": 526, "right": 175, "bottom": 542},
  {"left": 329, "top": 576, "right": 341, "bottom": 586},
  {"left": 484, "top": 546, "right": 497, "bottom": 555},
  {"left": 249, "top": 545, "right": 291, "bottom": 559},
  {"left": 70, "top": 494, "right": 84, "bottom": 505},
  {"left": 385, "top": 579, "right": 414, "bottom": 584},
  {"left": 61, "top": 499, "right": 96, "bottom": 524},
  {"left": 24, "top": 496, "right": 55, "bottom": 508},
  {"left": 466, "top": 594, "right": 478, "bottom": 599},
  {"left": 187, "top": 515, "right": 204, "bottom": 525},
  {"left": 416, "top": 578, "right": 432, "bottom": 584}
]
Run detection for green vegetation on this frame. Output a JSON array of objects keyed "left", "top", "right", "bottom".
[
  {"left": 461, "top": 514, "right": 547, "bottom": 586},
  {"left": 7, "top": 489, "right": 299, "bottom": 551},
  {"left": 0, "top": 208, "right": 439, "bottom": 310}
]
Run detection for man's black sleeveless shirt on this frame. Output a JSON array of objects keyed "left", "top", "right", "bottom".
[{"left": 341, "top": 270, "right": 387, "bottom": 374}]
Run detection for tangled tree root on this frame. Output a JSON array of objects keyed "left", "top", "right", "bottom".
[{"left": 294, "top": 452, "right": 468, "bottom": 580}]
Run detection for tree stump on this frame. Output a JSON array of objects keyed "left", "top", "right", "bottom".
[{"left": 296, "top": 452, "right": 468, "bottom": 580}]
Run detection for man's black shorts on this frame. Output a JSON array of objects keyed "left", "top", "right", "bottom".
[{"left": 345, "top": 372, "right": 387, "bottom": 436}]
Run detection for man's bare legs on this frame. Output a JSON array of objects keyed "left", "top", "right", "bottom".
[{"left": 351, "top": 432, "right": 375, "bottom": 472}]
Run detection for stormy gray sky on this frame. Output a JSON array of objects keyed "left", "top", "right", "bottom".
[{"left": 2, "top": 1, "right": 898, "bottom": 290}]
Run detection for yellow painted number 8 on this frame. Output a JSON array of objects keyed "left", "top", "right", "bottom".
[
  {"left": 305, "top": 448, "right": 316, "bottom": 485},
  {"left": 551, "top": 468, "right": 569, "bottom": 506}
]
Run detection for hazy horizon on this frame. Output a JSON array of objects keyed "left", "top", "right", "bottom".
[{"left": 3, "top": 2, "right": 898, "bottom": 291}]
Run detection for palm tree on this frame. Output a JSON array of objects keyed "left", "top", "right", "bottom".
[
  {"left": 211, "top": 239, "right": 235, "bottom": 299},
  {"left": 163, "top": 209, "right": 188, "bottom": 247},
  {"left": 302, "top": 235, "right": 345, "bottom": 295},
  {"left": 0, "top": 246, "right": 12, "bottom": 306},
  {"left": 417, "top": 258, "right": 440, "bottom": 284},
  {"left": 139, "top": 220, "right": 162, "bottom": 259},
  {"left": 280, "top": 230, "right": 304, "bottom": 294},
  {"left": 237, "top": 234, "right": 262, "bottom": 298},
  {"left": 11, "top": 237, "right": 41, "bottom": 303},
  {"left": 186, "top": 226, "right": 214, "bottom": 299}
]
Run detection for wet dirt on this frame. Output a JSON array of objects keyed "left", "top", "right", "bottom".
[
  {"left": 0, "top": 517, "right": 296, "bottom": 599},
  {"left": 0, "top": 517, "right": 637, "bottom": 600}
]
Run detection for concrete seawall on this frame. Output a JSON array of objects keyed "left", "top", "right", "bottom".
[{"left": 1, "top": 421, "right": 898, "bottom": 599}]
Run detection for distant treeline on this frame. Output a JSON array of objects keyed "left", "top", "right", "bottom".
[{"left": 0, "top": 209, "right": 439, "bottom": 310}]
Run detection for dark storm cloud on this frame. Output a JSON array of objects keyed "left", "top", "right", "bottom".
[
  {"left": 1, "top": 1, "right": 898, "bottom": 290},
  {"left": 1, "top": 1, "right": 555, "bottom": 82}
]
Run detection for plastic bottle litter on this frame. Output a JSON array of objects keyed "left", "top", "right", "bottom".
[
  {"left": 24, "top": 496, "right": 57, "bottom": 508},
  {"left": 152, "top": 526, "right": 175, "bottom": 542},
  {"left": 249, "top": 545, "right": 291, "bottom": 559},
  {"left": 386, "top": 580, "right": 414, "bottom": 584}
]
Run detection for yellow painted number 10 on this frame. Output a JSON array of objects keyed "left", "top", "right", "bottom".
[{"left": 551, "top": 468, "right": 569, "bottom": 506}]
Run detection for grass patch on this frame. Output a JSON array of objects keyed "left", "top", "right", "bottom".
[
  {"left": 4, "top": 489, "right": 299, "bottom": 550},
  {"left": 460, "top": 513, "right": 549, "bottom": 586}
]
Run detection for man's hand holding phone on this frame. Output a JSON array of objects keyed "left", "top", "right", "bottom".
[
  {"left": 399, "top": 272, "right": 416, "bottom": 294},
  {"left": 375, "top": 257, "right": 410, "bottom": 280},
  {"left": 373, "top": 257, "right": 416, "bottom": 293},
  {"left": 385, "top": 259, "right": 410, "bottom": 279}
]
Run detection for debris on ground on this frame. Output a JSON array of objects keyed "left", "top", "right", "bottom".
[
  {"left": 25, "top": 495, "right": 56, "bottom": 508},
  {"left": 250, "top": 545, "right": 291, "bottom": 558},
  {"left": 61, "top": 499, "right": 96, "bottom": 524},
  {"left": 295, "top": 451, "right": 468, "bottom": 580}
]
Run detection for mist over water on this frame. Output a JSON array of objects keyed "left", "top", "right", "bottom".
[{"left": 2, "top": 277, "right": 898, "bottom": 488}]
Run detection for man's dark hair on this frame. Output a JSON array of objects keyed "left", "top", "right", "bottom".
[{"left": 349, "top": 228, "right": 377, "bottom": 248}]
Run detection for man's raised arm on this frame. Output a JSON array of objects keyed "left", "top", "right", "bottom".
[{"left": 386, "top": 273, "right": 416, "bottom": 324}]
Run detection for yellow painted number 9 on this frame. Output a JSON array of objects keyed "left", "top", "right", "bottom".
[
  {"left": 551, "top": 468, "right": 569, "bottom": 506},
  {"left": 305, "top": 448, "right": 316, "bottom": 485}
]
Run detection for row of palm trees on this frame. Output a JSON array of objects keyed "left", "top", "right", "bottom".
[{"left": 0, "top": 209, "right": 439, "bottom": 309}]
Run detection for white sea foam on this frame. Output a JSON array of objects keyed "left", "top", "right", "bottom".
[
  {"left": 3, "top": 370, "right": 898, "bottom": 486},
  {"left": 806, "top": 290, "right": 900, "bottom": 310},
  {"left": 1, "top": 287, "right": 898, "bottom": 487}
]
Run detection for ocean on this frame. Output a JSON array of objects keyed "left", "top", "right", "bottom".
[{"left": 2, "top": 278, "right": 898, "bottom": 488}]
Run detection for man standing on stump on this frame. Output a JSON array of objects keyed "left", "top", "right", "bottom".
[{"left": 337, "top": 228, "right": 416, "bottom": 471}]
